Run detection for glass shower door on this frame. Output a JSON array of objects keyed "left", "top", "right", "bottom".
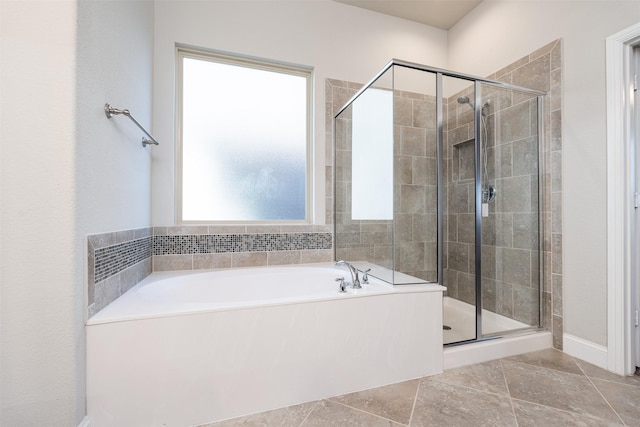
[
  {"left": 479, "top": 83, "right": 542, "bottom": 337},
  {"left": 443, "top": 80, "right": 543, "bottom": 345},
  {"left": 442, "top": 76, "right": 479, "bottom": 344}
]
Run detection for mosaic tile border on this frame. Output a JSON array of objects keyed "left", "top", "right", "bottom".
[
  {"left": 95, "top": 237, "right": 152, "bottom": 283},
  {"left": 153, "top": 232, "right": 332, "bottom": 256}
]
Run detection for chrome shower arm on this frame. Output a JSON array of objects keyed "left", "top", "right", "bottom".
[{"left": 104, "top": 103, "right": 159, "bottom": 147}]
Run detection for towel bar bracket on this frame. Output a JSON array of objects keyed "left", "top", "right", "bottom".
[{"left": 104, "top": 103, "right": 159, "bottom": 147}]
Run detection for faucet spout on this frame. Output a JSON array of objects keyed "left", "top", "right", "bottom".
[{"left": 335, "top": 260, "right": 362, "bottom": 289}]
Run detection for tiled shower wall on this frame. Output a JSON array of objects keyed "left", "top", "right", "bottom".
[
  {"left": 332, "top": 83, "right": 438, "bottom": 282},
  {"left": 87, "top": 225, "right": 332, "bottom": 317},
  {"left": 493, "top": 39, "right": 562, "bottom": 347},
  {"left": 393, "top": 90, "right": 439, "bottom": 281},
  {"left": 444, "top": 39, "right": 562, "bottom": 344},
  {"left": 445, "top": 87, "right": 543, "bottom": 327}
]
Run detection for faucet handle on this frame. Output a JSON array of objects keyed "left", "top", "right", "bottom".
[
  {"left": 352, "top": 269, "right": 362, "bottom": 290},
  {"left": 335, "top": 277, "right": 347, "bottom": 293},
  {"left": 362, "top": 268, "right": 371, "bottom": 284}
]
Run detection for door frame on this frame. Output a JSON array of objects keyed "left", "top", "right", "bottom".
[
  {"left": 606, "top": 22, "right": 640, "bottom": 376},
  {"left": 634, "top": 46, "right": 640, "bottom": 371}
]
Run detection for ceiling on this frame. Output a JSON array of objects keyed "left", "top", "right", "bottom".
[{"left": 333, "top": 0, "right": 483, "bottom": 30}]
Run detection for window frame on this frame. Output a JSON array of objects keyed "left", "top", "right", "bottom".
[{"left": 175, "top": 45, "right": 314, "bottom": 224}]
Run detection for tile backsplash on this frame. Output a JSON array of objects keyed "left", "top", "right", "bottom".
[
  {"left": 87, "top": 225, "right": 333, "bottom": 318},
  {"left": 87, "top": 228, "right": 153, "bottom": 318},
  {"left": 94, "top": 236, "right": 152, "bottom": 283}
]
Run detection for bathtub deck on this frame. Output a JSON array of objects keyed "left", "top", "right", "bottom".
[{"left": 87, "top": 275, "right": 445, "bottom": 427}]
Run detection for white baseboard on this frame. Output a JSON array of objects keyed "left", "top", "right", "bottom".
[
  {"left": 563, "top": 333, "right": 608, "bottom": 369},
  {"left": 78, "top": 416, "right": 90, "bottom": 427}
]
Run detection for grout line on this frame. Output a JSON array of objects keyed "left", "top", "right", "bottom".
[
  {"left": 509, "top": 397, "right": 621, "bottom": 425},
  {"left": 501, "top": 356, "right": 588, "bottom": 380},
  {"left": 583, "top": 374, "right": 640, "bottom": 388},
  {"left": 297, "top": 401, "right": 320, "bottom": 427},
  {"left": 504, "top": 353, "right": 626, "bottom": 426},
  {"left": 576, "top": 363, "right": 628, "bottom": 426},
  {"left": 508, "top": 356, "right": 626, "bottom": 425},
  {"left": 500, "top": 359, "right": 520, "bottom": 427},
  {"left": 428, "top": 375, "right": 511, "bottom": 400},
  {"left": 327, "top": 399, "right": 409, "bottom": 426},
  {"left": 574, "top": 360, "right": 640, "bottom": 389},
  {"left": 407, "top": 377, "right": 422, "bottom": 426}
]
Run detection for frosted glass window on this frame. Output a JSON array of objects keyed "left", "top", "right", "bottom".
[
  {"left": 351, "top": 88, "right": 393, "bottom": 220},
  {"left": 177, "top": 49, "right": 312, "bottom": 222}
]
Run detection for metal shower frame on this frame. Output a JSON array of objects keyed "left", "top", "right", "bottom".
[{"left": 334, "top": 58, "right": 547, "bottom": 344}]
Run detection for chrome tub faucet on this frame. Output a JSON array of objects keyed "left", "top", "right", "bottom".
[{"left": 335, "top": 260, "right": 361, "bottom": 289}]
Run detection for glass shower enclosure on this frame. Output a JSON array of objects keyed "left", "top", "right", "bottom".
[{"left": 334, "top": 60, "right": 546, "bottom": 345}]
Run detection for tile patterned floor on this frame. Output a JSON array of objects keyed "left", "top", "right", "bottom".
[{"left": 199, "top": 349, "right": 640, "bottom": 427}]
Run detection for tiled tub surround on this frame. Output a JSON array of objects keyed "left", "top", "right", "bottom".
[
  {"left": 87, "top": 225, "right": 333, "bottom": 318},
  {"left": 152, "top": 225, "right": 333, "bottom": 270},
  {"left": 328, "top": 39, "right": 562, "bottom": 347},
  {"left": 88, "top": 228, "right": 153, "bottom": 318}
]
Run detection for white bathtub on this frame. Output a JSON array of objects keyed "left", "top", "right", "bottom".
[{"left": 87, "top": 263, "right": 445, "bottom": 426}]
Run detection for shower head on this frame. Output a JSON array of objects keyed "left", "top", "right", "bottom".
[
  {"left": 457, "top": 96, "right": 491, "bottom": 116},
  {"left": 457, "top": 95, "right": 476, "bottom": 110}
]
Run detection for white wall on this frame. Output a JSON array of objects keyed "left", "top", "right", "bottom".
[
  {"left": 77, "top": 0, "right": 154, "bottom": 233},
  {"left": 449, "top": 0, "right": 640, "bottom": 347},
  {"left": 76, "top": 2, "right": 154, "bottom": 424},
  {"left": 0, "top": 0, "right": 154, "bottom": 425},
  {"left": 1, "top": 1, "right": 80, "bottom": 424},
  {"left": 151, "top": 0, "right": 448, "bottom": 225}
]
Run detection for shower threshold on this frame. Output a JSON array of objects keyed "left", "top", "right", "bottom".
[{"left": 443, "top": 296, "right": 529, "bottom": 345}]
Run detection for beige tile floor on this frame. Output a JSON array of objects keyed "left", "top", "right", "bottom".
[{"left": 200, "top": 349, "right": 640, "bottom": 427}]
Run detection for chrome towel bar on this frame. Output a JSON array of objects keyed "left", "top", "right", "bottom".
[{"left": 104, "top": 103, "right": 159, "bottom": 147}]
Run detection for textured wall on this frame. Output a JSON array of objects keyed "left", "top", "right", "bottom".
[
  {"left": 1, "top": 1, "right": 80, "bottom": 425},
  {"left": 1, "top": 1, "right": 154, "bottom": 425}
]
